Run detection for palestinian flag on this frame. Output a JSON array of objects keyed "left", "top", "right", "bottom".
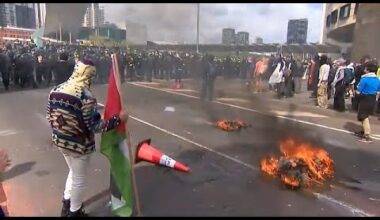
[{"left": 100, "top": 55, "right": 133, "bottom": 217}]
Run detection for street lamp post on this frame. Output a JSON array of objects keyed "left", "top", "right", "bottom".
[{"left": 196, "top": 3, "right": 200, "bottom": 53}]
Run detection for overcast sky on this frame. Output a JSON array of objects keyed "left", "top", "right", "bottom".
[{"left": 102, "top": 3, "right": 323, "bottom": 44}]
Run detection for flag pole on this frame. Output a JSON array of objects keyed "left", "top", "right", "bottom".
[{"left": 111, "top": 54, "right": 142, "bottom": 216}]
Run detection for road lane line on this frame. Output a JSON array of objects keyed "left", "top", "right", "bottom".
[
  {"left": 314, "top": 193, "right": 373, "bottom": 217},
  {"left": 0, "top": 130, "right": 12, "bottom": 135},
  {"left": 0, "top": 130, "right": 18, "bottom": 136},
  {"left": 127, "top": 82, "right": 380, "bottom": 141}
]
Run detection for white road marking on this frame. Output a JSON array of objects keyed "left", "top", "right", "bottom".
[
  {"left": 269, "top": 110, "right": 328, "bottom": 118},
  {"left": 0, "top": 129, "right": 18, "bottom": 137},
  {"left": 0, "top": 130, "right": 12, "bottom": 135},
  {"left": 166, "top": 89, "right": 198, "bottom": 93},
  {"left": 216, "top": 97, "right": 250, "bottom": 104},
  {"left": 314, "top": 193, "right": 373, "bottom": 216},
  {"left": 135, "top": 82, "right": 160, "bottom": 85},
  {"left": 128, "top": 82, "right": 380, "bottom": 141},
  {"left": 129, "top": 82, "right": 198, "bottom": 99}
]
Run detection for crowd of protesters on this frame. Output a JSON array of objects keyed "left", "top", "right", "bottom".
[{"left": 1, "top": 41, "right": 379, "bottom": 143}]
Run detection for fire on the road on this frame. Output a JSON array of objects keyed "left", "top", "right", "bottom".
[
  {"left": 216, "top": 119, "right": 249, "bottom": 132},
  {"left": 260, "top": 138, "right": 334, "bottom": 188}
]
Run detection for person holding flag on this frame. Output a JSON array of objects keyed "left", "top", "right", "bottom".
[
  {"left": 46, "top": 57, "right": 128, "bottom": 217},
  {"left": 101, "top": 53, "right": 141, "bottom": 217}
]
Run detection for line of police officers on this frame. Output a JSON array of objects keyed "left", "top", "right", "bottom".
[{"left": 1, "top": 43, "right": 269, "bottom": 91}]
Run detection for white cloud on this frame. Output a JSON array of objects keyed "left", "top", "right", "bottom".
[{"left": 102, "top": 3, "right": 322, "bottom": 44}]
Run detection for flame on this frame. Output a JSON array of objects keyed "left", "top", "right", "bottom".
[
  {"left": 260, "top": 156, "right": 278, "bottom": 176},
  {"left": 260, "top": 138, "right": 334, "bottom": 188},
  {"left": 216, "top": 119, "right": 248, "bottom": 132},
  {"left": 281, "top": 175, "right": 300, "bottom": 187}
]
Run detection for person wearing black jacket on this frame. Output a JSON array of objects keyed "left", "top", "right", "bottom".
[
  {"left": 200, "top": 54, "right": 216, "bottom": 101},
  {"left": 16, "top": 49, "right": 37, "bottom": 89},
  {"left": 53, "top": 52, "right": 74, "bottom": 85},
  {"left": 0, "top": 50, "right": 11, "bottom": 91},
  {"left": 35, "top": 54, "right": 48, "bottom": 87}
]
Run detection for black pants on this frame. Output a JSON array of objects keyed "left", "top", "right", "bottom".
[
  {"left": 200, "top": 79, "right": 214, "bottom": 101},
  {"left": 144, "top": 66, "right": 152, "bottom": 82},
  {"left": 358, "top": 95, "right": 377, "bottom": 121},
  {"left": 128, "top": 67, "right": 135, "bottom": 81},
  {"left": 333, "top": 83, "right": 346, "bottom": 112},
  {"left": 36, "top": 70, "right": 44, "bottom": 85},
  {"left": 352, "top": 95, "right": 359, "bottom": 111},
  {"left": 44, "top": 70, "right": 52, "bottom": 86},
  {"left": 377, "top": 96, "right": 380, "bottom": 114},
  {"left": 1, "top": 71, "right": 9, "bottom": 90},
  {"left": 284, "top": 77, "right": 294, "bottom": 97},
  {"left": 276, "top": 82, "right": 285, "bottom": 99},
  {"left": 20, "top": 72, "right": 34, "bottom": 88},
  {"left": 175, "top": 69, "right": 182, "bottom": 83}
]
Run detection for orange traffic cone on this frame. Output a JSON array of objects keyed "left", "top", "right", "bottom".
[{"left": 135, "top": 139, "right": 190, "bottom": 173}]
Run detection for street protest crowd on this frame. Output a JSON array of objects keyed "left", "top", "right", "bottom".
[{"left": 0, "top": 40, "right": 379, "bottom": 216}]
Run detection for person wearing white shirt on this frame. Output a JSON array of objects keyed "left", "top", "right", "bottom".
[{"left": 317, "top": 55, "right": 331, "bottom": 109}]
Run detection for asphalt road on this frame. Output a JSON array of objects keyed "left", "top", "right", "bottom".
[{"left": 1, "top": 81, "right": 380, "bottom": 216}]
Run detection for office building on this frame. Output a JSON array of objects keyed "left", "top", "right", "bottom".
[
  {"left": 319, "top": 3, "right": 380, "bottom": 61},
  {"left": 236, "top": 31, "right": 249, "bottom": 45},
  {"left": 286, "top": 18, "right": 308, "bottom": 44},
  {"left": 83, "top": 3, "right": 104, "bottom": 28},
  {"left": 222, "top": 28, "right": 235, "bottom": 45},
  {"left": 255, "top": 37, "right": 263, "bottom": 44}
]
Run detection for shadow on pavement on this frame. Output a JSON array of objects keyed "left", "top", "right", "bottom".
[
  {"left": 343, "top": 121, "right": 362, "bottom": 133},
  {"left": 2, "top": 161, "right": 36, "bottom": 181}
]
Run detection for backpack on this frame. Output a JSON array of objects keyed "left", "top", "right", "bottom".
[{"left": 343, "top": 67, "right": 354, "bottom": 84}]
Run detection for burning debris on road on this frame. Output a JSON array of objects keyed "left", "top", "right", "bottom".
[
  {"left": 216, "top": 119, "right": 250, "bottom": 132},
  {"left": 260, "top": 138, "right": 334, "bottom": 189}
]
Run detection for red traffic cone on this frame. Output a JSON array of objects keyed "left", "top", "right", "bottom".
[{"left": 135, "top": 139, "right": 190, "bottom": 173}]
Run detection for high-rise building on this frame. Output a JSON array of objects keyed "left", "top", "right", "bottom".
[
  {"left": 255, "top": 37, "right": 263, "bottom": 44},
  {"left": 35, "top": 3, "right": 46, "bottom": 29},
  {"left": 83, "top": 3, "right": 104, "bottom": 28},
  {"left": 15, "top": 4, "right": 36, "bottom": 29},
  {"left": 236, "top": 31, "right": 249, "bottom": 45},
  {"left": 0, "top": 3, "right": 35, "bottom": 28},
  {"left": 286, "top": 18, "right": 308, "bottom": 44},
  {"left": 222, "top": 28, "right": 235, "bottom": 45},
  {"left": 0, "top": 3, "right": 37, "bottom": 46},
  {"left": 99, "top": 6, "right": 105, "bottom": 27}
]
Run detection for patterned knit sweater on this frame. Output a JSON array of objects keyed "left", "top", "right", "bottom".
[{"left": 46, "top": 61, "right": 120, "bottom": 155}]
